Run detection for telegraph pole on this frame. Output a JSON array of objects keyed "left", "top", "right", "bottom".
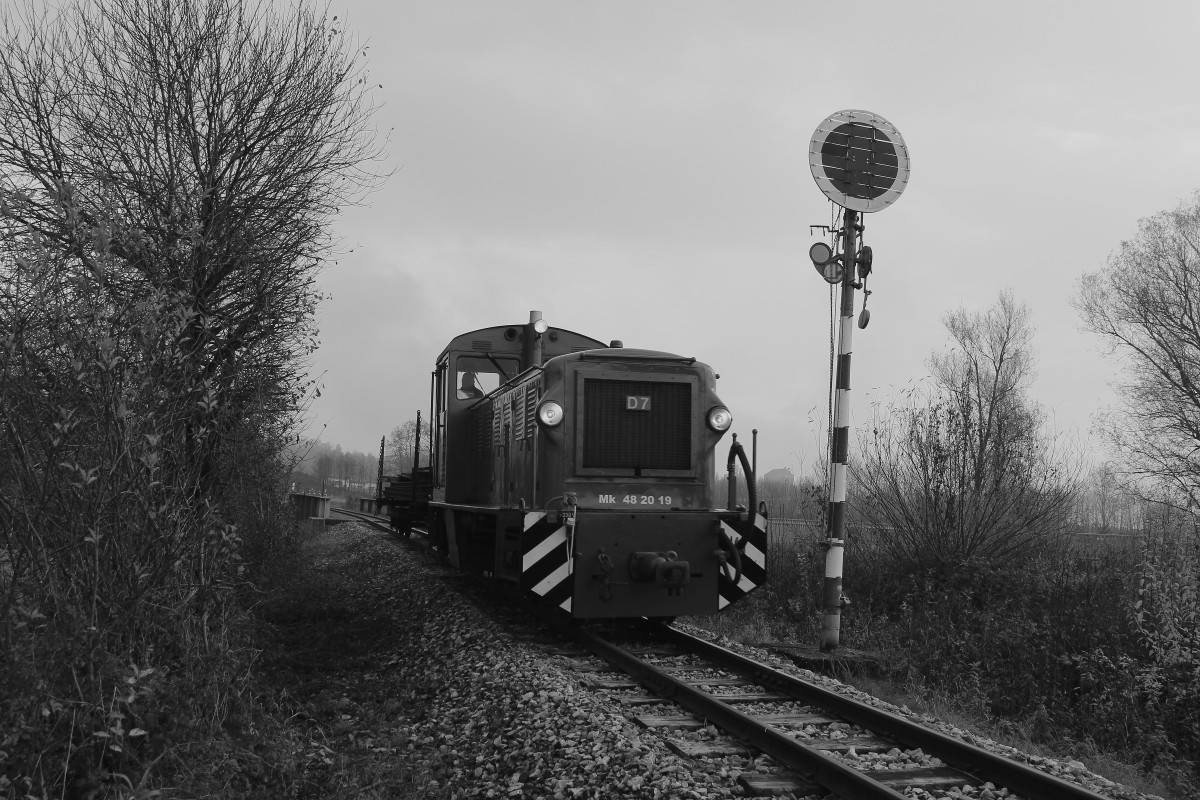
[{"left": 806, "top": 110, "right": 910, "bottom": 651}]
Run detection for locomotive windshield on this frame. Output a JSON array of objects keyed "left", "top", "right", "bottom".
[{"left": 455, "top": 355, "right": 518, "bottom": 400}]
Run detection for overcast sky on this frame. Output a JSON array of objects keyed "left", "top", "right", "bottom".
[{"left": 309, "top": 1, "right": 1200, "bottom": 476}]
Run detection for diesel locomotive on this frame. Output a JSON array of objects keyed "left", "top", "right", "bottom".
[{"left": 402, "top": 311, "right": 767, "bottom": 620}]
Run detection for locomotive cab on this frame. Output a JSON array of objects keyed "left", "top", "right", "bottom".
[{"left": 430, "top": 312, "right": 607, "bottom": 506}]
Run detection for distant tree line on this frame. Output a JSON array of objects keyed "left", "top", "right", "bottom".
[
  {"left": 291, "top": 442, "right": 381, "bottom": 495},
  {"left": 289, "top": 417, "right": 433, "bottom": 498}
]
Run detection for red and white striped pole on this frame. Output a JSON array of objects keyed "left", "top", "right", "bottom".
[{"left": 821, "top": 208, "right": 858, "bottom": 651}]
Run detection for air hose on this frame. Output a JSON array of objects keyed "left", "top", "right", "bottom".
[{"left": 725, "top": 435, "right": 756, "bottom": 518}]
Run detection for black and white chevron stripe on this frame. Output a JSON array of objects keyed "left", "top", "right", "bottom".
[
  {"left": 717, "top": 512, "right": 768, "bottom": 609},
  {"left": 520, "top": 511, "right": 573, "bottom": 613}
]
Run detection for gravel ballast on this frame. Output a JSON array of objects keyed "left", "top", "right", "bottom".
[
  {"left": 255, "top": 520, "right": 1164, "bottom": 800},
  {"left": 261, "top": 521, "right": 769, "bottom": 798}
]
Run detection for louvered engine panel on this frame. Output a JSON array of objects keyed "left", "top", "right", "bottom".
[
  {"left": 581, "top": 379, "right": 691, "bottom": 471},
  {"left": 492, "top": 398, "right": 502, "bottom": 447},
  {"left": 475, "top": 403, "right": 493, "bottom": 458},
  {"left": 514, "top": 385, "right": 526, "bottom": 440},
  {"left": 524, "top": 380, "right": 540, "bottom": 439}
]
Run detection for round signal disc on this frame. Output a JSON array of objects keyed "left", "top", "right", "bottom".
[
  {"left": 809, "top": 241, "right": 833, "bottom": 265},
  {"left": 809, "top": 109, "right": 910, "bottom": 213}
]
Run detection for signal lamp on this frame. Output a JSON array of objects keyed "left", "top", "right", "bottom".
[
  {"left": 809, "top": 242, "right": 842, "bottom": 284},
  {"left": 706, "top": 405, "right": 733, "bottom": 432},
  {"left": 533, "top": 318, "right": 549, "bottom": 335},
  {"left": 536, "top": 401, "right": 563, "bottom": 427}
]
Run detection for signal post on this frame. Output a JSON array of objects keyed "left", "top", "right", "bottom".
[{"left": 805, "top": 110, "right": 910, "bottom": 651}]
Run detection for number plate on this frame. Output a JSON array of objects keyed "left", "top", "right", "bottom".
[
  {"left": 593, "top": 492, "right": 674, "bottom": 507},
  {"left": 625, "top": 395, "right": 651, "bottom": 411}
]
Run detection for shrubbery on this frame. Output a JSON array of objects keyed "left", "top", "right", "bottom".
[
  {"left": 855, "top": 527, "right": 1198, "bottom": 786},
  {"left": 0, "top": 275, "right": 296, "bottom": 796},
  {"left": 697, "top": 497, "right": 1200, "bottom": 793},
  {"left": 0, "top": 0, "right": 382, "bottom": 795}
]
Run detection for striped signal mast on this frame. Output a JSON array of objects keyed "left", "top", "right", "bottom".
[{"left": 807, "top": 110, "right": 910, "bottom": 651}]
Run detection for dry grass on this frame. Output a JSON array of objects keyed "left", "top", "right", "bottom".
[
  {"left": 685, "top": 533, "right": 1195, "bottom": 800},
  {"left": 843, "top": 673, "right": 1180, "bottom": 800},
  {"left": 690, "top": 608, "right": 1185, "bottom": 799}
]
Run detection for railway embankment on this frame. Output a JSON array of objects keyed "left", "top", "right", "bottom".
[{"left": 248, "top": 520, "right": 751, "bottom": 798}]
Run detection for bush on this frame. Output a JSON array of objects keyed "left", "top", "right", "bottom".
[
  {"left": 844, "top": 529, "right": 1199, "bottom": 786},
  {"left": 0, "top": 0, "right": 383, "bottom": 792},
  {"left": 0, "top": 281, "right": 298, "bottom": 796}
]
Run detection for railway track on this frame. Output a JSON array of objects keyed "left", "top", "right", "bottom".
[
  {"left": 330, "top": 508, "right": 1115, "bottom": 799},
  {"left": 535, "top": 617, "right": 1113, "bottom": 800},
  {"left": 330, "top": 506, "right": 396, "bottom": 531}
]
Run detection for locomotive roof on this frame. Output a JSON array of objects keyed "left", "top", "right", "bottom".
[
  {"left": 556, "top": 347, "right": 698, "bottom": 365},
  {"left": 437, "top": 322, "right": 608, "bottom": 360}
]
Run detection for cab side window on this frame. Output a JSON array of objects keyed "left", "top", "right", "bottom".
[{"left": 455, "top": 355, "right": 517, "bottom": 401}]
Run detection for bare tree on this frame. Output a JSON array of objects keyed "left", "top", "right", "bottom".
[
  {"left": 856, "top": 292, "right": 1077, "bottom": 568},
  {"left": 0, "top": 0, "right": 385, "bottom": 493},
  {"left": 335, "top": 448, "right": 375, "bottom": 490},
  {"left": 386, "top": 418, "right": 432, "bottom": 475},
  {"left": 1076, "top": 193, "right": 1200, "bottom": 509},
  {"left": 1072, "top": 464, "right": 1144, "bottom": 534},
  {"left": 930, "top": 290, "right": 1039, "bottom": 493},
  {"left": 314, "top": 448, "right": 338, "bottom": 489},
  {"left": 0, "top": 1, "right": 385, "bottom": 793}
]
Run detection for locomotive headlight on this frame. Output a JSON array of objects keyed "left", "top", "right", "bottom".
[
  {"left": 536, "top": 400, "right": 564, "bottom": 427},
  {"left": 706, "top": 405, "right": 732, "bottom": 432}
]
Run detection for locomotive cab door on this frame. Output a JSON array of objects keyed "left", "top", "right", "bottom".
[{"left": 439, "top": 352, "right": 519, "bottom": 504}]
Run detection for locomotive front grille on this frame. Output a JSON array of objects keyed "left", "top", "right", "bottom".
[{"left": 581, "top": 378, "right": 691, "bottom": 471}]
